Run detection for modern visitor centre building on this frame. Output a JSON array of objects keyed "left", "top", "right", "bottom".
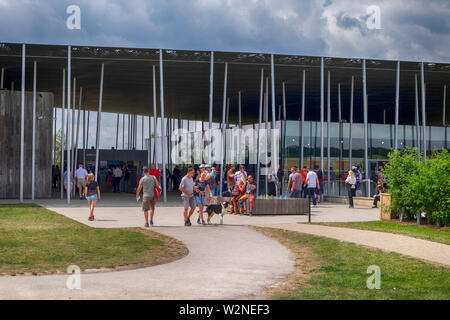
[{"left": 0, "top": 42, "right": 448, "bottom": 202}]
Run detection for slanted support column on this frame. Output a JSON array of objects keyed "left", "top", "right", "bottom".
[
  {"left": 362, "top": 59, "right": 370, "bottom": 197},
  {"left": 256, "top": 68, "right": 264, "bottom": 196},
  {"left": 300, "top": 70, "right": 305, "bottom": 169},
  {"left": 31, "top": 60, "right": 37, "bottom": 200},
  {"left": 94, "top": 63, "right": 105, "bottom": 182},
  {"left": 116, "top": 113, "right": 119, "bottom": 150},
  {"left": 159, "top": 49, "right": 167, "bottom": 202},
  {"left": 326, "top": 71, "right": 331, "bottom": 190},
  {"left": 82, "top": 103, "right": 86, "bottom": 166},
  {"left": 74, "top": 87, "right": 82, "bottom": 177},
  {"left": 420, "top": 62, "right": 426, "bottom": 160},
  {"left": 19, "top": 44, "right": 26, "bottom": 202},
  {"left": 320, "top": 57, "right": 324, "bottom": 172},
  {"left": 270, "top": 54, "right": 278, "bottom": 178},
  {"left": 414, "top": 74, "right": 420, "bottom": 154},
  {"left": 67, "top": 46, "right": 72, "bottom": 204},
  {"left": 443, "top": 85, "right": 447, "bottom": 126},
  {"left": 208, "top": 51, "right": 214, "bottom": 164},
  {"left": 152, "top": 65, "right": 157, "bottom": 164},
  {"left": 349, "top": 75, "right": 354, "bottom": 168},
  {"left": 219, "top": 62, "right": 228, "bottom": 196},
  {"left": 394, "top": 61, "right": 400, "bottom": 150},
  {"left": 61, "top": 68, "right": 66, "bottom": 199}
]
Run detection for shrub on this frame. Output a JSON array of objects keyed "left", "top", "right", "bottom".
[
  {"left": 383, "top": 148, "right": 450, "bottom": 225},
  {"left": 404, "top": 150, "right": 450, "bottom": 226},
  {"left": 382, "top": 148, "right": 421, "bottom": 219}
]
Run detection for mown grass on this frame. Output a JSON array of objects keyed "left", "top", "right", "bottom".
[
  {"left": 255, "top": 227, "right": 450, "bottom": 300},
  {"left": 0, "top": 204, "right": 187, "bottom": 275},
  {"left": 307, "top": 220, "right": 450, "bottom": 245}
]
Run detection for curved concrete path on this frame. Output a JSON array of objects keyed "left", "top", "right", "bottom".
[
  {"left": 263, "top": 223, "right": 450, "bottom": 267},
  {"left": 0, "top": 217, "right": 294, "bottom": 299}
]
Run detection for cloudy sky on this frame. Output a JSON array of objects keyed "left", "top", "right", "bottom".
[{"left": 1, "top": 0, "right": 449, "bottom": 148}]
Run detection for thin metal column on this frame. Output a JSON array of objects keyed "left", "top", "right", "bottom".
[
  {"left": 152, "top": 65, "right": 157, "bottom": 164},
  {"left": 320, "top": 57, "right": 324, "bottom": 173},
  {"left": 208, "top": 52, "right": 214, "bottom": 164},
  {"left": 219, "top": 62, "right": 228, "bottom": 196},
  {"left": 362, "top": 59, "right": 370, "bottom": 197},
  {"left": 264, "top": 77, "right": 268, "bottom": 195},
  {"left": 327, "top": 71, "right": 330, "bottom": 189},
  {"left": 270, "top": 54, "right": 277, "bottom": 177},
  {"left": 443, "top": 85, "right": 447, "bottom": 126},
  {"left": 61, "top": 68, "right": 66, "bottom": 199},
  {"left": 349, "top": 76, "right": 354, "bottom": 168},
  {"left": 421, "top": 62, "right": 426, "bottom": 160},
  {"left": 415, "top": 74, "right": 420, "bottom": 154},
  {"left": 82, "top": 104, "right": 86, "bottom": 166},
  {"left": 394, "top": 61, "right": 400, "bottom": 150},
  {"left": 159, "top": 49, "right": 167, "bottom": 202},
  {"left": 256, "top": 68, "right": 263, "bottom": 196},
  {"left": 53, "top": 106, "right": 57, "bottom": 164},
  {"left": 300, "top": 70, "right": 305, "bottom": 168},
  {"left": 74, "top": 87, "right": 82, "bottom": 174},
  {"left": 141, "top": 115, "right": 144, "bottom": 150},
  {"left": 115, "top": 113, "right": 119, "bottom": 149},
  {"left": 282, "top": 81, "right": 286, "bottom": 177},
  {"left": 31, "top": 60, "right": 37, "bottom": 200},
  {"left": 19, "top": 44, "right": 26, "bottom": 202},
  {"left": 0, "top": 67, "right": 4, "bottom": 88},
  {"left": 94, "top": 63, "right": 105, "bottom": 181},
  {"left": 67, "top": 46, "right": 72, "bottom": 204},
  {"left": 71, "top": 77, "right": 76, "bottom": 181},
  {"left": 86, "top": 111, "right": 90, "bottom": 151},
  {"left": 122, "top": 114, "right": 125, "bottom": 149}
]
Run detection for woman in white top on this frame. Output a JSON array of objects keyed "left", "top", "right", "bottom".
[{"left": 345, "top": 170, "right": 357, "bottom": 208}]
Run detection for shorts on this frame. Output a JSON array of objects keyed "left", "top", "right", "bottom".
[
  {"left": 182, "top": 196, "right": 195, "bottom": 210},
  {"left": 142, "top": 196, "right": 156, "bottom": 211},
  {"left": 77, "top": 178, "right": 86, "bottom": 189},
  {"left": 87, "top": 194, "right": 98, "bottom": 202},
  {"left": 195, "top": 194, "right": 207, "bottom": 206}
]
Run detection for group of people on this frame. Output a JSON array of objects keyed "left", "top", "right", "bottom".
[{"left": 287, "top": 166, "right": 322, "bottom": 207}]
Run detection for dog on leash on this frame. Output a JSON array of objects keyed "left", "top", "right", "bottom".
[{"left": 205, "top": 201, "right": 232, "bottom": 224}]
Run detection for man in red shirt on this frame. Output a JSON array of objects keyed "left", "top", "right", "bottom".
[
  {"left": 149, "top": 164, "right": 161, "bottom": 184},
  {"left": 299, "top": 166, "right": 308, "bottom": 198}
]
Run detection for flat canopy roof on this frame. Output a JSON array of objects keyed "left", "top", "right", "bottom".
[{"left": 0, "top": 42, "right": 449, "bottom": 125}]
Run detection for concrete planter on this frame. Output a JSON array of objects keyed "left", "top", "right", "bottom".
[
  {"left": 380, "top": 193, "right": 392, "bottom": 220},
  {"left": 253, "top": 198, "right": 309, "bottom": 215}
]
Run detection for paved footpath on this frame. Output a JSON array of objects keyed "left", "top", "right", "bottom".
[
  {"left": 0, "top": 198, "right": 447, "bottom": 300},
  {"left": 262, "top": 223, "right": 450, "bottom": 267}
]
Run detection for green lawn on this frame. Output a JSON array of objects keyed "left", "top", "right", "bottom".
[
  {"left": 307, "top": 220, "right": 450, "bottom": 245},
  {"left": 0, "top": 204, "right": 187, "bottom": 275},
  {"left": 255, "top": 227, "right": 450, "bottom": 300}
]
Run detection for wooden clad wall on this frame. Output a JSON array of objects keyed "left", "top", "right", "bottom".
[{"left": 0, "top": 90, "right": 53, "bottom": 199}]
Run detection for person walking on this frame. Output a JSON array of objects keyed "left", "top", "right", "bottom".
[
  {"left": 299, "top": 166, "right": 308, "bottom": 198},
  {"left": 63, "top": 166, "right": 74, "bottom": 195},
  {"left": 84, "top": 173, "right": 100, "bottom": 221},
  {"left": 136, "top": 166, "right": 159, "bottom": 227},
  {"left": 226, "top": 164, "right": 236, "bottom": 193},
  {"left": 149, "top": 164, "right": 161, "bottom": 184},
  {"left": 305, "top": 167, "right": 319, "bottom": 207},
  {"left": 315, "top": 169, "right": 324, "bottom": 203},
  {"left": 74, "top": 163, "right": 88, "bottom": 200},
  {"left": 179, "top": 168, "right": 196, "bottom": 226},
  {"left": 231, "top": 177, "right": 247, "bottom": 214},
  {"left": 290, "top": 167, "right": 303, "bottom": 198},
  {"left": 276, "top": 164, "right": 284, "bottom": 197},
  {"left": 194, "top": 172, "right": 211, "bottom": 225},
  {"left": 345, "top": 170, "right": 357, "bottom": 208},
  {"left": 113, "top": 165, "right": 122, "bottom": 193},
  {"left": 267, "top": 170, "right": 278, "bottom": 197}
]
